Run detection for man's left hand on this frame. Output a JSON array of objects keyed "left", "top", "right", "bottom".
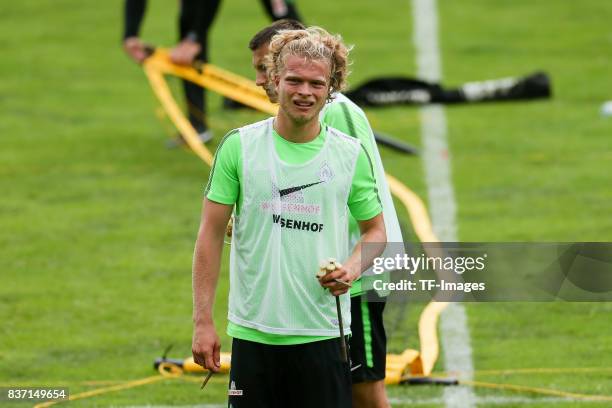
[{"left": 318, "top": 264, "right": 357, "bottom": 296}]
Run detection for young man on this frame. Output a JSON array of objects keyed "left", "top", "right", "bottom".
[
  {"left": 248, "top": 20, "right": 403, "bottom": 407},
  {"left": 192, "top": 28, "right": 386, "bottom": 407}
]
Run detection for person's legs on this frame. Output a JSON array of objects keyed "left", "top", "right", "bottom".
[
  {"left": 228, "top": 338, "right": 283, "bottom": 408},
  {"left": 182, "top": 80, "right": 207, "bottom": 134},
  {"left": 351, "top": 361, "right": 389, "bottom": 407},
  {"left": 350, "top": 294, "right": 390, "bottom": 408},
  {"left": 352, "top": 380, "right": 389, "bottom": 408},
  {"left": 178, "top": 0, "right": 222, "bottom": 134},
  {"left": 287, "top": 338, "right": 352, "bottom": 408}
]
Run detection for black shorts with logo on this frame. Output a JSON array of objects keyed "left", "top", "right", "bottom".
[
  {"left": 227, "top": 337, "right": 351, "bottom": 408},
  {"left": 349, "top": 293, "right": 387, "bottom": 383}
]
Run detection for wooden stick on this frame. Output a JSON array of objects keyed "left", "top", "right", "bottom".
[
  {"left": 200, "top": 371, "right": 213, "bottom": 390},
  {"left": 334, "top": 278, "right": 351, "bottom": 288},
  {"left": 335, "top": 295, "right": 348, "bottom": 363}
]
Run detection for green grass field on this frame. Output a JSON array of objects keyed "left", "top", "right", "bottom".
[{"left": 1, "top": 0, "right": 611, "bottom": 407}]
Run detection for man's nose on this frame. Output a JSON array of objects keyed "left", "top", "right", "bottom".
[
  {"left": 255, "top": 73, "right": 266, "bottom": 86},
  {"left": 296, "top": 83, "right": 312, "bottom": 95}
]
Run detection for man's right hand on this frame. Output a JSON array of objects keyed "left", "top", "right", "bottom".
[
  {"left": 123, "top": 36, "right": 147, "bottom": 64},
  {"left": 192, "top": 323, "right": 222, "bottom": 372},
  {"left": 170, "top": 37, "right": 201, "bottom": 66}
]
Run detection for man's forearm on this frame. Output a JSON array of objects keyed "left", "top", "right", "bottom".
[
  {"left": 345, "top": 234, "right": 387, "bottom": 279},
  {"left": 345, "top": 214, "right": 387, "bottom": 280},
  {"left": 192, "top": 224, "right": 225, "bottom": 325},
  {"left": 123, "top": 0, "right": 147, "bottom": 40},
  {"left": 191, "top": 200, "right": 232, "bottom": 371}
]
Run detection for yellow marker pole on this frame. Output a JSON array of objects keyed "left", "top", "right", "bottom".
[
  {"left": 142, "top": 64, "right": 214, "bottom": 166},
  {"left": 144, "top": 50, "right": 277, "bottom": 115}
]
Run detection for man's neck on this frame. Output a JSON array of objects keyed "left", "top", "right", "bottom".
[{"left": 274, "top": 111, "right": 321, "bottom": 143}]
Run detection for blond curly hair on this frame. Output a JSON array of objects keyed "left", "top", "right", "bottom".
[{"left": 265, "top": 27, "right": 351, "bottom": 102}]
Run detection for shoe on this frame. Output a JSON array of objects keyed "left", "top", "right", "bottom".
[
  {"left": 197, "top": 129, "right": 214, "bottom": 143},
  {"left": 166, "top": 130, "right": 213, "bottom": 148}
]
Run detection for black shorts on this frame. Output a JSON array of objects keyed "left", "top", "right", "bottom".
[
  {"left": 349, "top": 293, "right": 387, "bottom": 383},
  {"left": 228, "top": 337, "right": 351, "bottom": 408}
]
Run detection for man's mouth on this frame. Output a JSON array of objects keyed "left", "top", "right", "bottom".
[{"left": 293, "top": 99, "right": 314, "bottom": 110}]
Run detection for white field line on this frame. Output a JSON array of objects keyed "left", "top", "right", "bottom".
[
  {"left": 117, "top": 396, "right": 589, "bottom": 408},
  {"left": 389, "top": 395, "right": 580, "bottom": 406},
  {"left": 114, "top": 405, "right": 224, "bottom": 408},
  {"left": 411, "top": 1, "right": 476, "bottom": 408}
]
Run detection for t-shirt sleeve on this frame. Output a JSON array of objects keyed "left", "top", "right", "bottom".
[
  {"left": 347, "top": 144, "right": 382, "bottom": 221},
  {"left": 321, "top": 101, "right": 376, "bottom": 159},
  {"left": 204, "top": 130, "right": 241, "bottom": 205}
]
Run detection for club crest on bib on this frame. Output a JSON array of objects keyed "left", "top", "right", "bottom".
[{"left": 319, "top": 161, "right": 334, "bottom": 183}]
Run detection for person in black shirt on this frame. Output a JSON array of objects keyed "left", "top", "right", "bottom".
[
  {"left": 123, "top": 0, "right": 221, "bottom": 143},
  {"left": 122, "top": 0, "right": 303, "bottom": 143}
]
